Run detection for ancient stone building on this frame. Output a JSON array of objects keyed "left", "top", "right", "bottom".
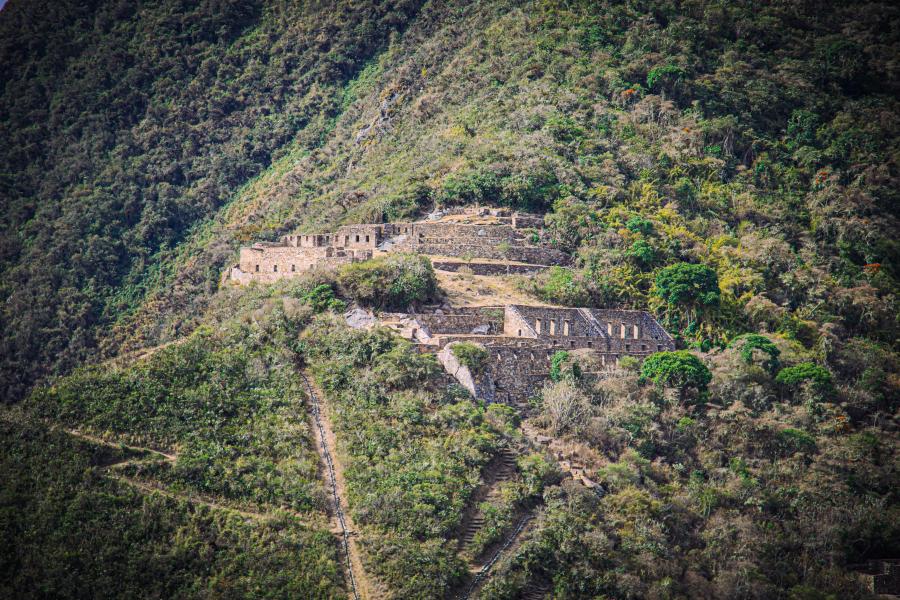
[
  {"left": 228, "top": 208, "right": 565, "bottom": 285},
  {"left": 232, "top": 205, "right": 677, "bottom": 405},
  {"left": 379, "top": 304, "right": 675, "bottom": 404}
]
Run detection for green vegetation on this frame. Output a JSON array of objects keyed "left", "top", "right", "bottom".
[
  {"left": 28, "top": 311, "right": 322, "bottom": 511},
  {"left": 639, "top": 350, "right": 712, "bottom": 400},
  {"left": 653, "top": 263, "right": 721, "bottom": 315},
  {"left": 1, "top": 0, "right": 898, "bottom": 597},
  {"left": 0, "top": 0, "right": 425, "bottom": 401},
  {"left": 776, "top": 362, "right": 834, "bottom": 393},
  {"left": 2, "top": 279, "right": 348, "bottom": 598},
  {"left": 337, "top": 253, "right": 436, "bottom": 310},
  {"left": 549, "top": 350, "right": 581, "bottom": 382},
  {"left": 0, "top": 418, "right": 343, "bottom": 599},
  {"left": 485, "top": 347, "right": 898, "bottom": 599},
  {"left": 451, "top": 342, "right": 489, "bottom": 375},
  {"left": 730, "top": 333, "right": 781, "bottom": 373},
  {"left": 302, "top": 316, "right": 511, "bottom": 597}
]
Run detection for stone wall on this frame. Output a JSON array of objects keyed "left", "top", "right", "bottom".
[
  {"left": 410, "top": 242, "right": 569, "bottom": 265},
  {"left": 503, "top": 305, "right": 538, "bottom": 338},
  {"left": 234, "top": 244, "right": 370, "bottom": 284},
  {"left": 333, "top": 224, "right": 387, "bottom": 250},
  {"left": 431, "top": 261, "right": 550, "bottom": 275},
  {"left": 511, "top": 214, "right": 544, "bottom": 229},
  {"left": 512, "top": 306, "right": 595, "bottom": 338},
  {"left": 413, "top": 312, "right": 504, "bottom": 336},
  {"left": 389, "top": 303, "right": 675, "bottom": 404},
  {"left": 587, "top": 309, "right": 675, "bottom": 347}
]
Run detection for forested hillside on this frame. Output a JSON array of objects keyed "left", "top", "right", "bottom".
[
  {"left": 0, "top": 0, "right": 423, "bottom": 399},
  {"left": 1, "top": 0, "right": 898, "bottom": 598}
]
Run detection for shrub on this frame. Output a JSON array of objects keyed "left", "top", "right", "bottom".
[
  {"left": 549, "top": 350, "right": 581, "bottom": 382},
  {"left": 540, "top": 379, "right": 590, "bottom": 435},
  {"left": 485, "top": 404, "right": 520, "bottom": 432},
  {"left": 653, "top": 263, "right": 720, "bottom": 309},
  {"left": 451, "top": 342, "right": 489, "bottom": 375},
  {"left": 517, "top": 453, "right": 560, "bottom": 496},
  {"left": 534, "top": 266, "right": 591, "bottom": 306},
  {"left": 776, "top": 363, "right": 833, "bottom": 392},
  {"left": 337, "top": 253, "right": 436, "bottom": 310},
  {"left": 625, "top": 239, "right": 656, "bottom": 267},
  {"left": 373, "top": 341, "right": 439, "bottom": 389},
  {"left": 625, "top": 215, "right": 654, "bottom": 235},
  {"left": 640, "top": 350, "right": 712, "bottom": 401},
  {"left": 300, "top": 283, "right": 346, "bottom": 313},
  {"left": 646, "top": 64, "right": 685, "bottom": 90},
  {"left": 777, "top": 428, "right": 817, "bottom": 454},
  {"left": 729, "top": 333, "right": 781, "bottom": 373}
]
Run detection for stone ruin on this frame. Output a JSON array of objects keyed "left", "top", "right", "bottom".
[
  {"left": 228, "top": 207, "right": 568, "bottom": 284},
  {"left": 372, "top": 304, "right": 675, "bottom": 405},
  {"left": 230, "top": 205, "right": 676, "bottom": 404}
]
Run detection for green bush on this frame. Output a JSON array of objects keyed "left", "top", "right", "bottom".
[
  {"left": 451, "top": 342, "right": 489, "bottom": 375},
  {"left": 625, "top": 215, "right": 654, "bottom": 235},
  {"left": 653, "top": 263, "right": 720, "bottom": 309},
  {"left": 625, "top": 239, "right": 656, "bottom": 267},
  {"left": 777, "top": 428, "right": 817, "bottom": 454},
  {"left": 776, "top": 363, "right": 833, "bottom": 392},
  {"left": 640, "top": 350, "right": 712, "bottom": 400},
  {"left": 534, "top": 266, "right": 591, "bottom": 306},
  {"left": 550, "top": 350, "right": 582, "bottom": 382},
  {"left": 337, "top": 254, "right": 436, "bottom": 310},
  {"left": 300, "top": 284, "right": 346, "bottom": 313},
  {"left": 730, "top": 334, "right": 781, "bottom": 373}
]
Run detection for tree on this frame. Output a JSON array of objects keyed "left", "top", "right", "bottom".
[
  {"left": 653, "top": 263, "right": 720, "bottom": 325},
  {"left": 540, "top": 380, "right": 590, "bottom": 435},
  {"left": 450, "top": 342, "right": 489, "bottom": 375},
  {"left": 640, "top": 350, "right": 711, "bottom": 401},
  {"left": 337, "top": 254, "right": 436, "bottom": 310},
  {"left": 776, "top": 363, "right": 833, "bottom": 394},
  {"left": 625, "top": 239, "right": 656, "bottom": 268},
  {"left": 729, "top": 334, "right": 781, "bottom": 374},
  {"left": 550, "top": 350, "right": 582, "bottom": 382}
]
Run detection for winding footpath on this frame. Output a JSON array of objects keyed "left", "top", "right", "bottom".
[{"left": 300, "top": 369, "right": 375, "bottom": 600}]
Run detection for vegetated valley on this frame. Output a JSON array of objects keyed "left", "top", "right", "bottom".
[{"left": 1, "top": 1, "right": 898, "bottom": 599}]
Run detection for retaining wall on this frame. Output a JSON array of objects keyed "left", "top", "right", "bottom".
[{"left": 432, "top": 261, "right": 550, "bottom": 275}]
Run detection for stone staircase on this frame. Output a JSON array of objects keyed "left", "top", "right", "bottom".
[{"left": 459, "top": 446, "right": 518, "bottom": 552}]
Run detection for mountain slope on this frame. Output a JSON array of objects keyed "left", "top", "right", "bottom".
[
  {"left": 0, "top": 0, "right": 424, "bottom": 399},
  {"left": 1, "top": 1, "right": 899, "bottom": 599}
]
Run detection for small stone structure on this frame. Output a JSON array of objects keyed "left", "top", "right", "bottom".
[
  {"left": 228, "top": 208, "right": 563, "bottom": 284},
  {"left": 377, "top": 304, "right": 675, "bottom": 404}
]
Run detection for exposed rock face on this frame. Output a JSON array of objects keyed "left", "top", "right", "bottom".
[
  {"left": 437, "top": 342, "right": 496, "bottom": 403},
  {"left": 345, "top": 307, "right": 377, "bottom": 330}
]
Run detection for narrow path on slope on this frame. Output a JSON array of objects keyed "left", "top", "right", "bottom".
[
  {"left": 106, "top": 473, "right": 301, "bottom": 521},
  {"left": 1, "top": 411, "right": 308, "bottom": 522},
  {"left": 459, "top": 514, "right": 534, "bottom": 599},
  {"left": 300, "top": 369, "right": 377, "bottom": 600},
  {"left": 457, "top": 445, "right": 518, "bottom": 563},
  {"left": 64, "top": 428, "right": 178, "bottom": 462}
]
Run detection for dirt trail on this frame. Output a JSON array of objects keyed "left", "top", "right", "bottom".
[
  {"left": 300, "top": 369, "right": 381, "bottom": 600},
  {"left": 107, "top": 473, "right": 296, "bottom": 521},
  {"left": 65, "top": 428, "right": 178, "bottom": 462},
  {"left": 101, "top": 337, "right": 187, "bottom": 368}
]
